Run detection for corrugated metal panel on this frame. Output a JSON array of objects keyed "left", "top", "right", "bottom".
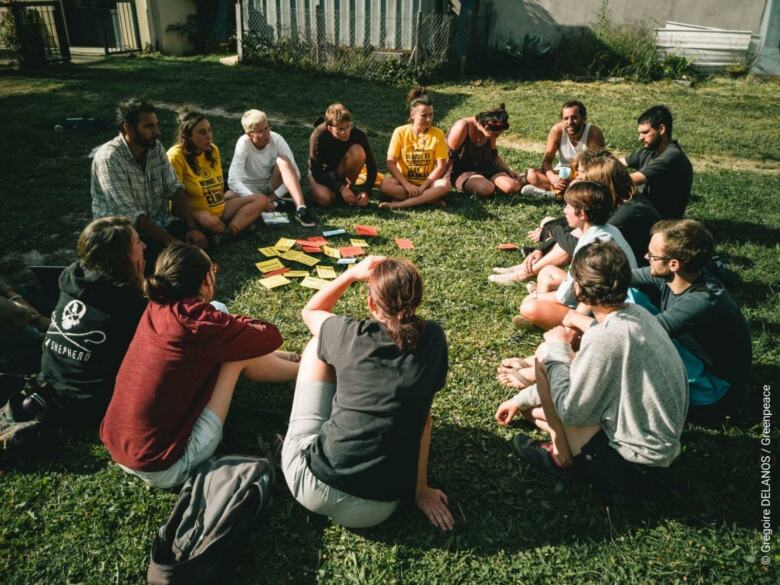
[{"left": 655, "top": 21, "right": 754, "bottom": 72}]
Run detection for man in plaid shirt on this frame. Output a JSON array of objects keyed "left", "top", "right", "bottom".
[{"left": 91, "top": 99, "right": 207, "bottom": 266}]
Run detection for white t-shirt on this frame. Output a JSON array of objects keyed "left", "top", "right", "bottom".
[
  {"left": 227, "top": 132, "right": 300, "bottom": 196},
  {"left": 556, "top": 223, "right": 638, "bottom": 307}
]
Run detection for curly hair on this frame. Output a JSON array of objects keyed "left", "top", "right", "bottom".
[{"left": 571, "top": 241, "right": 631, "bottom": 308}]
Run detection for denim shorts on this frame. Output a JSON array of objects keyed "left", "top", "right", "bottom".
[{"left": 120, "top": 407, "right": 223, "bottom": 489}]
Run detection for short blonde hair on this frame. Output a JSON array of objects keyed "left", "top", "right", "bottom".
[{"left": 241, "top": 109, "right": 268, "bottom": 133}]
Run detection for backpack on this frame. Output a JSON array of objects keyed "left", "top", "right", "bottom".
[{"left": 147, "top": 454, "right": 275, "bottom": 585}]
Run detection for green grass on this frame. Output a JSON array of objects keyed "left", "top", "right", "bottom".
[{"left": 0, "top": 55, "right": 778, "bottom": 584}]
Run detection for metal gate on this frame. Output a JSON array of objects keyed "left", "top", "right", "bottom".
[
  {"left": 63, "top": 0, "right": 141, "bottom": 55},
  {"left": 0, "top": 1, "right": 71, "bottom": 66}
]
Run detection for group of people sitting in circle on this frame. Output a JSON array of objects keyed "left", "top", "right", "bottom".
[{"left": 0, "top": 92, "right": 751, "bottom": 531}]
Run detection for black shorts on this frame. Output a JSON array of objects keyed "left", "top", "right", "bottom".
[{"left": 574, "top": 430, "right": 667, "bottom": 504}]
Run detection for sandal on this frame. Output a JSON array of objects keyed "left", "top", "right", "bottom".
[{"left": 498, "top": 356, "right": 532, "bottom": 371}]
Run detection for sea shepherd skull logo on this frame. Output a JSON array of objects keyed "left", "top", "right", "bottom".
[{"left": 47, "top": 299, "right": 107, "bottom": 352}]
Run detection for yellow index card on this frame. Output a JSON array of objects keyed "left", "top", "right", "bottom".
[
  {"left": 258, "top": 247, "right": 279, "bottom": 257},
  {"left": 350, "top": 239, "right": 369, "bottom": 247},
  {"left": 316, "top": 265, "right": 337, "bottom": 279},
  {"left": 274, "top": 237, "right": 296, "bottom": 252},
  {"left": 259, "top": 275, "right": 291, "bottom": 289},
  {"left": 285, "top": 270, "right": 310, "bottom": 278},
  {"left": 300, "top": 276, "right": 330, "bottom": 290},
  {"left": 295, "top": 253, "right": 320, "bottom": 266},
  {"left": 323, "top": 245, "right": 341, "bottom": 259},
  {"left": 255, "top": 258, "right": 285, "bottom": 273}
]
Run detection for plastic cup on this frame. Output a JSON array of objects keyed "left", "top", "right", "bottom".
[{"left": 559, "top": 166, "right": 571, "bottom": 180}]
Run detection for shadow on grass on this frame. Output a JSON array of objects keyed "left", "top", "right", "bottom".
[
  {"left": 705, "top": 218, "right": 780, "bottom": 248},
  {"left": 346, "top": 421, "right": 760, "bottom": 556}
]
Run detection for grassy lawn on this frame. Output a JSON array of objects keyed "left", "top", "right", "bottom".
[{"left": 0, "top": 55, "right": 778, "bottom": 584}]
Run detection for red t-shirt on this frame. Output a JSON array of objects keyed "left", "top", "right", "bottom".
[{"left": 100, "top": 299, "right": 283, "bottom": 471}]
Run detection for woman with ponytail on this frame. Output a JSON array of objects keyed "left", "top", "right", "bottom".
[
  {"left": 101, "top": 243, "right": 299, "bottom": 488},
  {"left": 283, "top": 256, "right": 453, "bottom": 530},
  {"left": 447, "top": 104, "right": 525, "bottom": 196},
  {"left": 379, "top": 87, "right": 450, "bottom": 209}
]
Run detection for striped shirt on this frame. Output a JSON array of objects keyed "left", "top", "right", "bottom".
[{"left": 91, "top": 134, "right": 182, "bottom": 227}]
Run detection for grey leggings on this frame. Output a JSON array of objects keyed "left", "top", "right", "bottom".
[{"left": 281, "top": 378, "right": 399, "bottom": 528}]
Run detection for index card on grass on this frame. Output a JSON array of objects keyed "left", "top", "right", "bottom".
[
  {"left": 274, "top": 237, "right": 296, "bottom": 252},
  {"left": 497, "top": 243, "right": 519, "bottom": 251},
  {"left": 259, "top": 274, "right": 291, "bottom": 289},
  {"left": 285, "top": 270, "right": 310, "bottom": 278},
  {"left": 395, "top": 238, "right": 415, "bottom": 250},
  {"left": 350, "top": 239, "right": 369, "bottom": 247},
  {"left": 355, "top": 225, "right": 378, "bottom": 236},
  {"left": 255, "top": 258, "right": 285, "bottom": 273},
  {"left": 323, "top": 245, "right": 341, "bottom": 259},
  {"left": 323, "top": 228, "right": 346, "bottom": 237},
  {"left": 300, "top": 276, "right": 330, "bottom": 290},
  {"left": 316, "top": 265, "right": 337, "bottom": 279},
  {"left": 258, "top": 247, "right": 279, "bottom": 257}
]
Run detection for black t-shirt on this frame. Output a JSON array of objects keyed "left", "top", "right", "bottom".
[
  {"left": 631, "top": 267, "right": 751, "bottom": 388},
  {"left": 305, "top": 315, "right": 448, "bottom": 501},
  {"left": 39, "top": 262, "right": 147, "bottom": 421},
  {"left": 626, "top": 141, "right": 693, "bottom": 219},
  {"left": 608, "top": 193, "right": 661, "bottom": 266}
]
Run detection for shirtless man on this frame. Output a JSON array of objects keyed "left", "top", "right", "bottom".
[{"left": 522, "top": 100, "right": 605, "bottom": 198}]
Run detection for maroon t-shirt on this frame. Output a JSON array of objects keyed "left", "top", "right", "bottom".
[{"left": 100, "top": 299, "right": 283, "bottom": 471}]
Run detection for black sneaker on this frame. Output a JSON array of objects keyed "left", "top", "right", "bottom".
[
  {"left": 295, "top": 206, "right": 317, "bottom": 227},
  {"left": 512, "top": 433, "right": 574, "bottom": 480},
  {"left": 273, "top": 198, "right": 294, "bottom": 213}
]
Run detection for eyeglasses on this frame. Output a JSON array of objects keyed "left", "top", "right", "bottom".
[
  {"left": 644, "top": 252, "right": 671, "bottom": 262},
  {"left": 329, "top": 123, "right": 353, "bottom": 135}
]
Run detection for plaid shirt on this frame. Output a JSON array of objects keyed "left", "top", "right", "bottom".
[{"left": 91, "top": 134, "right": 182, "bottom": 227}]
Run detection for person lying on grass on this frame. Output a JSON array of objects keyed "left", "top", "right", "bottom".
[
  {"left": 446, "top": 103, "right": 525, "bottom": 197},
  {"left": 282, "top": 255, "right": 454, "bottom": 530},
  {"left": 227, "top": 109, "right": 317, "bottom": 227},
  {"left": 100, "top": 243, "right": 299, "bottom": 489},
  {"left": 378, "top": 87, "right": 451, "bottom": 210},
  {"left": 490, "top": 150, "right": 658, "bottom": 286},
  {"left": 514, "top": 181, "right": 636, "bottom": 331},
  {"left": 496, "top": 241, "right": 688, "bottom": 503},
  {"left": 308, "top": 103, "right": 379, "bottom": 208},
  {"left": 168, "top": 109, "right": 267, "bottom": 244}
]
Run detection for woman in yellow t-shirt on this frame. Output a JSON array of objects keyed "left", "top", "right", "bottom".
[
  {"left": 379, "top": 88, "right": 450, "bottom": 209},
  {"left": 168, "top": 110, "right": 268, "bottom": 242}
]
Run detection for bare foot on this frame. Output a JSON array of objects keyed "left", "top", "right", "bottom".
[
  {"left": 498, "top": 357, "right": 532, "bottom": 371},
  {"left": 378, "top": 201, "right": 400, "bottom": 210},
  {"left": 496, "top": 369, "right": 535, "bottom": 389}
]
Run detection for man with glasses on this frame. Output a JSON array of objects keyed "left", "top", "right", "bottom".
[
  {"left": 228, "top": 109, "right": 317, "bottom": 227},
  {"left": 91, "top": 98, "right": 208, "bottom": 267},
  {"left": 308, "top": 103, "right": 378, "bottom": 207},
  {"left": 632, "top": 219, "right": 751, "bottom": 411}
]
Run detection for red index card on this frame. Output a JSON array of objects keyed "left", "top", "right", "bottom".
[
  {"left": 395, "top": 238, "right": 415, "bottom": 250},
  {"left": 306, "top": 236, "right": 328, "bottom": 244},
  {"left": 301, "top": 246, "right": 322, "bottom": 254},
  {"left": 497, "top": 243, "right": 519, "bottom": 250},
  {"left": 264, "top": 267, "right": 290, "bottom": 277},
  {"left": 338, "top": 246, "right": 366, "bottom": 257},
  {"left": 355, "top": 225, "right": 378, "bottom": 236}
]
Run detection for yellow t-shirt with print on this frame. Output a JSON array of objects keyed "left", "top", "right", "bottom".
[
  {"left": 387, "top": 124, "right": 447, "bottom": 185},
  {"left": 167, "top": 143, "right": 225, "bottom": 216}
]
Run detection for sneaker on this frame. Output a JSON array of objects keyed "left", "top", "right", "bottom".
[
  {"left": 513, "top": 434, "right": 574, "bottom": 479},
  {"left": 294, "top": 206, "right": 317, "bottom": 227},
  {"left": 273, "top": 198, "right": 294, "bottom": 213},
  {"left": 521, "top": 184, "right": 554, "bottom": 199}
]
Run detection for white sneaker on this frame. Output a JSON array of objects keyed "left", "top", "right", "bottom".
[
  {"left": 521, "top": 184, "right": 554, "bottom": 198},
  {"left": 492, "top": 266, "right": 519, "bottom": 274}
]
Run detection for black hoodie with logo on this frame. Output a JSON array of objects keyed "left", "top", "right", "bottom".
[{"left": 39, "top": 261, "right": 146, "bottom": 425}]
